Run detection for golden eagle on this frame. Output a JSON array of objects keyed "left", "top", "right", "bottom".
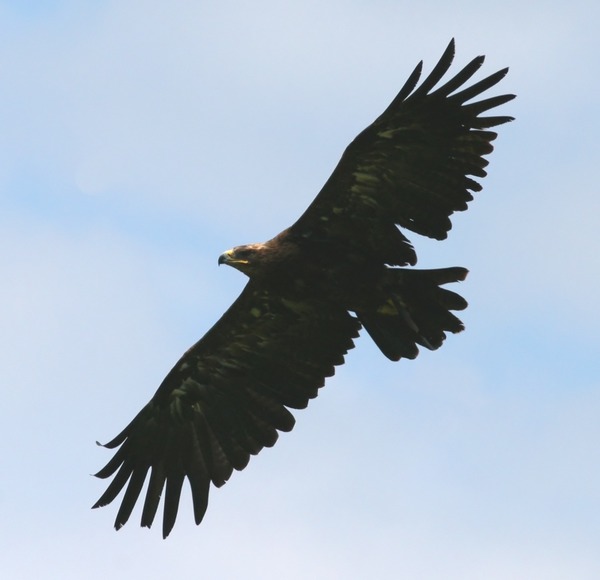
[{"left": 93, "top": 40, "right": 514, "bottom": 538}]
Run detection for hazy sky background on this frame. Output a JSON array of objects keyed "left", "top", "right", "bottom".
[{"left": 1, "top": 1, "right": 599, "bottom": 578}]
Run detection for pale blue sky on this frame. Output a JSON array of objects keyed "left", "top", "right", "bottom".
[{"left": 1, "top": 1, "right": 599, "bottom": 578}]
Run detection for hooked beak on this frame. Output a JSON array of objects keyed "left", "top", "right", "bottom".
[
  {"left": 218, "top": 249, "right": 249, "bottom": 267},
  {"left": 218, "top": 250, "right": 232, "bottom": 266}
]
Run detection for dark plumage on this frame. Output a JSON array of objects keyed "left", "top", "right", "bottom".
[{"left": 93, "top": 40, "right": 514, "bottom": 538}]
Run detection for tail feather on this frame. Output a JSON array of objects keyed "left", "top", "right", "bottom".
[{"left": 359, "top": 267, "right": 468, "bottom": 361}]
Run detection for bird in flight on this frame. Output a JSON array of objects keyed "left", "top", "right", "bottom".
[{"left": 93, "top": 39, "right": 514, "bottom": 538}]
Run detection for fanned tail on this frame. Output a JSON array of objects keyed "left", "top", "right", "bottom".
[{"left": 359, "top": 267, "right": 468, "bottom": 361}]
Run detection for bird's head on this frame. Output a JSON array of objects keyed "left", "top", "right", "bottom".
[{"left": 218, "top": 243, "right": 265, "bottom": 276}]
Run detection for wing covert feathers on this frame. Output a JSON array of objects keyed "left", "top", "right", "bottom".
[
  {"left": 292, "top": 38, "right": 514, "bottom": 262},
  {"left": 94, "top": 285, "right": 360, "bottom": 537}
]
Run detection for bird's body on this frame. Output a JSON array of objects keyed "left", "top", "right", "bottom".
[{"left": 94, "top": 40, "right": 514, "bottom": 537}]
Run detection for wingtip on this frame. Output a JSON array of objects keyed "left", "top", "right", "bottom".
[
  {"left": 162, "top": 522, "right": 174, "bottom": 539},
  {"left": 441, "top": 38, "right": 456, "bottom": 64}
]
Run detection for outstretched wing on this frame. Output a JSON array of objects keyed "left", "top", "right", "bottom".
[
  {"left": 93, "top": 282, "right": 359, "bottom": 538},
  {"left": 290, "top": 39, "right": 515, "bottom": 266}
]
